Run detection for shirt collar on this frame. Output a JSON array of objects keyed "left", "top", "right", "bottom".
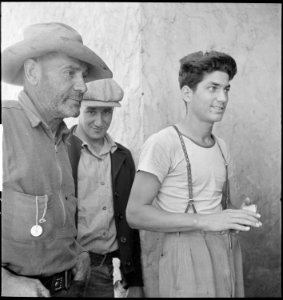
[
  {"left": 74, "top": 126, "right": 117, "bottom": 157},
  {"left": 102, "top": 133, "right": 117, "bottom": 155},
  {"left": 18, "top": 90, "right": 71, "bottom": 142},
  {"left": 18, "top": 90, "right": 44, "bottom": 128}
]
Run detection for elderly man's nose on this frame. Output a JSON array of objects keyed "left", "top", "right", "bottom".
[{"left": 74, "top": 75, "right": 87, "bottom": 93}]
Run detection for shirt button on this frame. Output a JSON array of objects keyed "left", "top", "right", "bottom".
[
  {"left": 126, "top": 260, "right": 131, "bottom": 266},
  {"left": 120, "top": 236, "right": 127, "bottom": 243},
  {"left": 101, "top": 182, "right": 105, "bottom": 185},
  {"left": 118, "top": 213, "right": 123, "bottom": 220},
  {"left": 102, "top": 206, "right": 107, "bottom": 210},
  {"left": 114, "top": 192, "right": 119, "bottom": 198}
]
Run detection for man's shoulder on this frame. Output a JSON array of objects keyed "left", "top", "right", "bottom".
[
  {"left": 214, "top": 135, "right": 228, "bottom": 149},
  {"left": 2, "top": 101, "right": 24, "bottom": 123},
  {"left": 115, "top": 142, "right": 132, "bottom": 155},
  {"left": 113, "top": 142, "right": 136, "bottom": 165},
  {"left": 144, "top": 125, "right": 177, "bottom": 148}
]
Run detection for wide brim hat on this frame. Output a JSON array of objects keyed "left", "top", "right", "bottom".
[
  {"left": 1, "top": 22, "right": 113, "bottom": 85},
  {"left": 82, "top": 78, "right": 124, "bottom": 107}
]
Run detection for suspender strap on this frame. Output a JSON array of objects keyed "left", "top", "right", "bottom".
[
  {"left": 172, "top": 125, "right": 230, "bottom": 212},
  {"left": 172, "top": 125, "right": 197, "bottom": 214},
  {"left": 215, "top": 139, "right": 230, "bottom": 209}
]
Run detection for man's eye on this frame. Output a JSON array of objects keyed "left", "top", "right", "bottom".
[
  {"left": 208, "top": 86, "right": 217, "bottom": 92},
  {"left": 87, "top": 111, "right": 96, "bottom": 115},
  {"left": 65, "top": 70, "right": 75, "bottom": 77},
  {"left": 104, "top": 109, "right": 113, "bottom": 115}
]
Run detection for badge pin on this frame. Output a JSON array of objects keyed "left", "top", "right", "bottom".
[{"left": 30, "top": 225, "right": 43, "bottom": 237}]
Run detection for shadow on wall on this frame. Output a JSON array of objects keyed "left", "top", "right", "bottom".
[{"left": 239, "top": 216, "right": 281, "bottom": 297}]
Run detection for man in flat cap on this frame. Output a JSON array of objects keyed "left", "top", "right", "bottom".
[
  {"left": 1, "top": 22, "right": 112, "bottom": 297},
  {"left": 67, "top": 78, "right": 144, "bottom": 297}
]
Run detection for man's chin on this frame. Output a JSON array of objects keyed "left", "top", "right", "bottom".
[
  {"left": 63, "top": 110, "right": 80, "bottom": 119},
  {"left": 72, "top": 111, "right": 80, "bottom": 118}
]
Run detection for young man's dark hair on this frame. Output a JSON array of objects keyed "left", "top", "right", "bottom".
[{"left": 178, "top": 50, "right": 237, "bottom": 91}]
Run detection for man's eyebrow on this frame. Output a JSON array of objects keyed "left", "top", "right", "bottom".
[
  {"left": 208, "top": 81, "right": 231, "bottom": 88},
  {"left": 61, "top": 64, "right": 88, "bottom": 72},
  {"left": 84, "top": 106, "right": 97, "bottom": 111}
]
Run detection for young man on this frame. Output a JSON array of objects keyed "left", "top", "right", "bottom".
[
  {"left": 126, "top": 50, "right": 262, "bottom": 297},
  {"left": 1, "top": 22, "right": 112, "bottom": 297},
  {"left": 67, "top": 78, "right": 144, "bottom": 297}
]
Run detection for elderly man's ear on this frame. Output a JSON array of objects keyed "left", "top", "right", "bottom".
[
  {"left": 23, "top": 59, "right": 40, "bottom": 85},
  {"left": 181, "top": 85, "right": 193, "bottom": 105}
]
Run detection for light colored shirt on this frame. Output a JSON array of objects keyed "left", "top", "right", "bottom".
[
  {"left": 138, "top": 126, "right": 234, "bottom": 214},
  {"left": 74, "top": 129, "right": 119, "bottom": 254},
  {"left": 2, "top": 91, "right": 82, "bottom": 277}
]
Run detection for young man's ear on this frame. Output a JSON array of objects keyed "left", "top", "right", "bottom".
[
  {"left": 181, "top": 85, "right": 193, "bottom": 105},
  {"left": 23, "top": 58, "right": 40, "bottom": 85}
]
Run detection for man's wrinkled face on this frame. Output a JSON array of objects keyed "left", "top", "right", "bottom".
[
  {"left": 36, "top": 52, "right": 88, "bottom": 118},
  {"left": 79, "top": 104, "right": 114, "bottom": 141}
]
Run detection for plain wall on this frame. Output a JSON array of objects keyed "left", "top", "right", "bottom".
[{"left": 1, "top": 2, "right": 281, "bottom": 297}]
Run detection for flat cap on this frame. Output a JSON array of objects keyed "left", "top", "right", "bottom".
[{"left": 83, "top": 78, "right": 124, "bottom": 107}]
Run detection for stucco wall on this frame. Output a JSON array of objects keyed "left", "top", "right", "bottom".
[{"left": 1, "top": 2, "right": 281, "bottom": 297}]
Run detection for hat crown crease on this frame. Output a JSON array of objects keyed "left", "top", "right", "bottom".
[
  {"left": 24, "top": 23, "right": 83, "bottom": 43},
  {"left": 2, "top": 22, "right": 113, "bottom": 85}
]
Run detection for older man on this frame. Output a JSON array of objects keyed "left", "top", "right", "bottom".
[
  {"left": 1, "top": 22, "right": 112, "bottom": 297},
  {"left": 67, "top": 79, "right": 144, "bottom": 297}
]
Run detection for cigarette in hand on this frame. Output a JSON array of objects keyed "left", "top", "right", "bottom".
[{"left": 242, "top": 204, "right": 257, "bottom": 213}]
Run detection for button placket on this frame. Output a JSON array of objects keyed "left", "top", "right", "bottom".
[{"left": 120, "top": 236, "right": 127, "bottom": 243}]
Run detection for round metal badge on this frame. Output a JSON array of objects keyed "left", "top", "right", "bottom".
[{"left": 30, "top": 225, "right": 43, "bottom": 237}]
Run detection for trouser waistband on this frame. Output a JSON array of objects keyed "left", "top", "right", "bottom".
[
  {"left": 89, "top": 250, "right": 119, "bottom": 267},
  {"left": 29, "top": 269, "right": 73, "bottom": 294}
]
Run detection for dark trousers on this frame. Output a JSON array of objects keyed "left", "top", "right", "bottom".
[
  {"left": 84, "top": 262, "right": 114, "bottom": 298},
  {"left": 52, "top": 280, "right": 85, "bottom": 297}
]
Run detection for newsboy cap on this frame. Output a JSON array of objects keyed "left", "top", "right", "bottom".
[
  {"left": 1, "top": 22, "right": 113, "bottom": 85},
  {"left": 82, "top": 78, "right": 124, "bottom": 107}
]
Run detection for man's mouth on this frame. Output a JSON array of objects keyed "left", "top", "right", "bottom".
[
  {"left": 90, "top": 126, "right": 105, "bottom": 132},
  {"left": 91, "top": 126, "right": 103, "bottom": 130},
  {"left": 211, "top": 105, "right": 225, "bottom": 112},
  {"left": 69, "top": 98, "right": 82, "bottom": 104}
]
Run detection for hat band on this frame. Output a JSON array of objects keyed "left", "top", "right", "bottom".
[{"left": 82, "top": 100, "right": 121, "bottom": 107}]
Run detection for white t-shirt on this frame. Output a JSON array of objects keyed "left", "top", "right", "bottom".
[{"left": 137, "top": 126, "right": 234, "bottom": 214}]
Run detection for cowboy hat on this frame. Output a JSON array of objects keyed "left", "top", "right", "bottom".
[
  {"left": 82, "top": 78, "right": 124, "bottom": 107},
  {"left": 1, "top": 22, "right": 113, "bottom": 85}
]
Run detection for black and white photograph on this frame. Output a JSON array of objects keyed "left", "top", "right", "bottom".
[{"left": 1, "top": 2, "right": 281, "bottom": 298}]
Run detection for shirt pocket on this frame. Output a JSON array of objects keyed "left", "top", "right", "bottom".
[
  {"left": 56, "top": 193, "right": 77, "bottom": 239},
  {"left": 2, "top": 188, "right": 54, "bottom": 241}
]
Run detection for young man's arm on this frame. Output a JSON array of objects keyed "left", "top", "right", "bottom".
[{"left": 126, "top": 171, "right": 261, "bottom": 233}]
